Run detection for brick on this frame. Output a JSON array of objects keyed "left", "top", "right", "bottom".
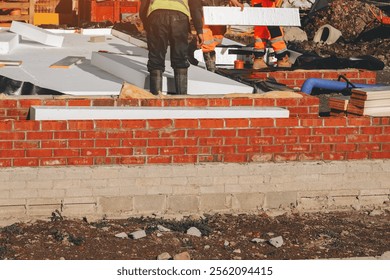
[
  {"left": 372, "top": 135, "right": 390, "bottom": 142},
  {"left": 299, "top": 135, "right": 322, "bottom": 143},
  {"left": 122, "top": 139, "right": 147, "bottom": 147},
  {"left": 224, "top": 154, "right": 247, "bottom": 162},
  {"left": 67, "top": 99, "right": 92, "bottom": 106},
  {"left": 92, "top": 99, "right": 115, "bottom": 106},
  {"left": 262, "top": 145, "right": 284, "bottom": 153},
  {"left": 298, "top": 153, "right": 322, "bottom": 161},
  {"left": 253, "top": 99, "right": 275, "bottom": 106},
  {"left": 275, "top": 99, "right": 298, "bottom": 107},
  {"left": 323, "top": 135, "right": 346, "bottom": 143},
  {"left": 311, "top": 144, "right": 332, "bottom": 152},
  {"left": 249, "top": 136, "right": 274, "bottom": 145},
  {"left": 147, "top": 156, "right": 171, "bottom": 164},
  {"left": 160, "top": 147, "right": 185, "bottom": 155},
  {"left": 313, "top": 127, "right": 337, "bottom": 135},
  {"left": 199, "top": 119, "right": 224, "bottom": 128},
  {"left": 275, "top": 136, "right": 298, "bottom": 144},
  {"left": 274, "top": 153, "right": 298, "bottom": 162},
  {"left": 250, "top": 118, "right": 275, "bottom": 127},
  {"left": 173, "top": 155, "right": 197, "bottom": 163},
  {"left": 0, "top": 141, "right": 13, "bottom": 149},
  {"left": 0, "top": 100, "right": 17, "bottom": 108},
  {"left": 41, "top": 121, "right": 68, "bottom": 130},
  {"left": 134, "top": 130, "right": 159, "bottom": 138},
  {"left": 18, "top": 99, "right": 42, "bottom": 108},
  {"left": 348, "top": 117, "right": 371, "bottom": 126},
  {"left": 13, "top": 141, "right": 39, "bottom": 149},
  {"left": 67, "top": 157, "right": 94, "bottom": 165},
  {"left": 225, "top": 118, "right": 249, "bottom": 127},
  {"left": 199, "top": 137, "right": 223, "bottom": 146},
  {"left": 148, "top": 119, "right": 173, "bottom": 129},
  {"left": 0, "top": 131, "right": 25, "bottom": 140},
  {"left": 68, "top": 139, "right": 94, "bottom": 148},
  {"left": 148, "top": 139, "right": 173, "bottom": 147},
  {"left": 41, "top": 140, "right": 67, "bottom": 148},
  {"left": 0, "top": 120, "right": 13, "bottom": 130},
  {"left": 371, "top": 152, "right": 390, "bottom": 159},
  {"left": 212, "top": 129, "right": 237, "bottom": 137},
  {"left": 54, "top": 131, "right": 79, "bottom": 139},
  {"left": 95, "top": 120, "right": 121, "bottom": 129},
  {"left": 14, "top": 121, "right": 40, "bottom": 131},
  {"left": 361, "top": 127, "right": 383, "bottom": 135},
  {"left": 160, "top": 129, "right": 186, "bottom": 138},
  {"left": 187, "top": 129, "right": 211, "bottom": 137},
  {"left": 68, "top": 120, "right": 94, "bottom": 130},
  {"left": 186, "top": 98, "right": 208, "bottom": 106},
  {"left": 13, "top": 158, "right": 39, "bottom": 167},
  {"left": 53, "top": 149, "right": 82, "bottom": 157},
  {"left": 225, "top": 137, "right": 247, "bottom": 145},
  {"left": 347, "top": 152, "right": 369, "bottom": 160},
  {"left": 276, "top": 119, "right": 299, "bottom": 127},
  {"left": 186, "top": 146, "right": 211, "bottom": 154},
  {"left": 324, "top": 118, "right": 347, "bottom": 126},
  {"left": 40, "top": 158, "right": 67, "bottom": 166},
  {"left": 335, "top": 143, "right": 356, "bottom": 152},
  {"left": 263, "top": 128, "right": 287, "bottom": 136},
  {"left": 289, "top": 128, "right": 312, "bottom": 136},
  {"left": 121, "top": 120, "right": 147, "bottom": 129},
  {"left": 108, "top": 148, "right": 132, "bottom": 156},
  {"left": 95, "top": 139, "right": 121, "bottom": 147},
  {"left": 237, "top": 145, "right": 261, "bottom": 153},
  {"left": 208, "top": 98, "right": 230, "bottom": 107},
  {"left": 358, "top": 143, "right": 380, "bottom": 152},
  {"left": 25, "top": 149, "right": 52, "bottom": 157},
  {"left": 323, "top": 153, "right": 346, "bottom": 160},
  {"left": 118, "top": 157, "right": 145, "bottom": 164},
  {"left": 162, "top": 98, "right": 185, "bottom": 107},
  {"left": 347, "top": 134, "right": 370, "bottom": 143},
  {"left": 174, "top": 119, "right": 199, "bottom": 128},
  {"left": 0, "top": 150, "right": 25, "bottom": 158},
  {"left": 300, "top": 119, "right": 323, "bottom": 126},
  {"left": 231, "top": 98, "right": 253, "bottom": 106}
]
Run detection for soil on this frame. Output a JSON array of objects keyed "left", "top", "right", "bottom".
[{"left": 1, "top": 210, "right": 389, "bottom": 260}]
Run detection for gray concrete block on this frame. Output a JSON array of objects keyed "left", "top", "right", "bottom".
[
  {"left": 168, "top": 195, "right": 199, "bottom": 212},
  {"left": 200, "top": 194, "right": 231, "bottom": 211},
  {"left": 232, "top": 193, "right": 265, "bottom": 211},
  {"left": 99, "top": 196, "right": 133, "bottom": 213},
  {"left": 133, "top": 195, "right": 166, "bottom": 213},
  {"left": 265, "top": 191, "right": 297, "bottom": 209}
]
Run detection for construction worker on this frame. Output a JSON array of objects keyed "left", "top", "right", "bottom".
[
  {"left": 252, "top": 0, "right": 292, "bottom": 69},
  {"left": 201, "top": 0, "right": 244, "bottom": 72},
  {"left": 139, "top": 0, "right": 204, "bottom": 95}
]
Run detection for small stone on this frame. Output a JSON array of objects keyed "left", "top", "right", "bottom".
[
  {"left": 224, "top": 240, "right": 230, "bottom": 247},
  {"left": 174, "top": 251, "right": 191, "bottom": 260},
  {"left": 269, "top": 236, "right": 284, "bottom": 248},
  {"left": 156, "top": 233, "right": 163, "bottom": 237},
  {"left": 157, "top": 252, "right": 172, "bottom": 260},
  {"left": 233, "top": 256, "right": 242, "bottom": 260},
  {"left": 129, "top": 230, "right": 147, "bottom": 240},
  {"left": 233, "top": 249, "right": 241, "bottom": 254},
  {"left": 380, "top": 251, "right": 390, "bottom": 260},
  {"left": 59, "top": 257, "right": 65, "bottom": 260},
  {"left": 115, "top": 232, "right": 129, "bottom": 239},
  {"left": 251, "top": 238, "right": 266, "bottom": 243},
  {"left": 157, "top": 225, "right": 171, "bottom": 232},
  {"left": 101, "top": 227, "right": 110, "bottom": 232},
  {"left": 204, "top": 245, "right": 211, "bottom": 250},
  {"left": 369, "top": 210, "right": 384, "bottom": 216},
  {"left": 186, "top": 227, "right": 202, "bottom": 237}
]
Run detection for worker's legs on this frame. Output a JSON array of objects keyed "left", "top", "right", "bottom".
[
  {"left": 253, "top": 26, "right": 268, "bottom": 69},
  {"left": 168, "top": 11, "right": 190, "bottom": 94},
  {"left": 146, "top": 10, "right": 170, "bottom": 94},
  {"left": 267, "top": 26, "right": 291, "bottom": 67},
  {"left": 201, "top": 25, "right": 225, "bottom": 72}
]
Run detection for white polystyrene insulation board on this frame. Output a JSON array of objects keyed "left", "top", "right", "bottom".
[
  {"left": 203, "top": 7, "right": 301, "bottom": 26},
  {"left": 0, "top": 32, "right": 19, "bottom": 54},
  {"left": 10, "top": 21, "right": 64, "bottom": 47},
  {"left": 30, "top": 106, "right": 289, "bottom": 120}
]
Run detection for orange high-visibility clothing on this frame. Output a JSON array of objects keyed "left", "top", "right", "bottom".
[
  {"left": 252, "top": 0, "right": 287, "bottom": 57},
  {"left": 201, "top": 25, "right": 226, "bottom": 53}
]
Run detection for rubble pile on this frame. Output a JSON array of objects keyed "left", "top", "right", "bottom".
[{"left": 293, "top": 0, "right": 390, "bottom": 67}]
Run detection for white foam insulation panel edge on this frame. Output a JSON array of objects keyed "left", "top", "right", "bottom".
[
  {"left": 0, "top": 32, "right": 19, "bottom": 54},
  {"left": 30, "top": 106, "right": 289, "bottom": 120}
]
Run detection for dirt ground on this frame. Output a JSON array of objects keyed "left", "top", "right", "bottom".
[{"left": 1, "top": 209, "right": 389, "bottom": 260}]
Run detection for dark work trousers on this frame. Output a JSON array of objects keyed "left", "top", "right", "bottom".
[{"left": 146, "top": 9, "right": 190, "bottom": 72}]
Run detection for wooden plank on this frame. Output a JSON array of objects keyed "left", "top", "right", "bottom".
[
  {"left": 0, "top": 15, "right": 29, "bottom": 22},
  {"left": 49, "top": 56, "right": 84, "bottom": 69},
  {"left": 0, "top": 60, "right": 22, "bottom": 66}
]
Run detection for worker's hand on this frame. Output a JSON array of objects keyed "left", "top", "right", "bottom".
[
  {"left": 229, "top": 0, "right": 244, "bottom": 11},
  {"left": 196, "top": 33, "right": 204, "bottom": 48}
]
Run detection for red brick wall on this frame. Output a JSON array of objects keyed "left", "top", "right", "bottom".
[{"left": 1, "top": 114, "right": 390, "bottom": 168}]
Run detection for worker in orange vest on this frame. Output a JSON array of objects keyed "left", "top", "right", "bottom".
[
  {"left": 252, "top": 0, "right": 292, "bottom": 69},
  {"left": 201, "top": 0, "right": 244, "bottom": 72}
]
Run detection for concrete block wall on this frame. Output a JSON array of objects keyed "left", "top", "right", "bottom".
[{"left": 0, "top": 161, "right": 389, "bottom": 222}]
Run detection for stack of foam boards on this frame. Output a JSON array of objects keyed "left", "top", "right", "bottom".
[
  {"left": 328, "top": 95, "right": 350, "bottom": 116},
  {"left": 347, "top": 86, "right": 390, "bottom": 116}
]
